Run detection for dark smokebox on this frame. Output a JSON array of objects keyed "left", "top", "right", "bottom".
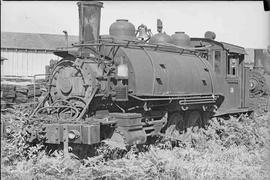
[{"left": 77, "top": 1, "right": 103, "bottom": 43}]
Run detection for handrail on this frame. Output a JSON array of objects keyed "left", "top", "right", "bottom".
[
  {"left": 128, "top": 93, "right": 218, "bottom": 102},
  {"left": 72, "top": 40, "right": 197, "bottom": 54}
]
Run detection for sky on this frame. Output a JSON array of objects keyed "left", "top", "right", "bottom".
[{"left": 1, "top": 1, "right": 269, "bottom": 49}]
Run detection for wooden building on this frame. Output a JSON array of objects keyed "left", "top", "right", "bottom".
[
  {"left": 1, "top": 56, "right": 8, "bottom": 76},
  {"left": 1, "top": 32, "right": 78, "bottom": 77}
]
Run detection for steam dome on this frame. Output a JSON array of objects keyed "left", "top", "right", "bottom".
[
  {"left": 171, "top": 32, "right": 191, "bottom": 47},
  {"left": 109, "top": 19, "right": 136, "bottom": 40},
  {"left": 149, "top": 33, "right": 172, "bottom": 44}
]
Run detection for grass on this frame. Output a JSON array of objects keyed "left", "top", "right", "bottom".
[{"left": 1, "top": 108, "right": 270, "bottom": 180}]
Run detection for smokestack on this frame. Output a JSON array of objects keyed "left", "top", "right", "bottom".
[{"left": 77, "top": 1, "right": 103, "bottom": 44}]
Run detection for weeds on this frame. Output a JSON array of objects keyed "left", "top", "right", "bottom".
[{"left": 1, "top": 108, "right": 270, "bottom": 180}]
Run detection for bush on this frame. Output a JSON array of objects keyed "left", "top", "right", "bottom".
[{"left": 1, "top": 109, "right": 270, "bottom": 180}]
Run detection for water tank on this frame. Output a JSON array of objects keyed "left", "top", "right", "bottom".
[
  {"left": 171, "top": 32, "right": 191, "bottom": 47},
  {"left": 109, "top": 19, "right": 136, "bottom": 40},
  {"left": 149, "top": 33, "right": 172, "bottom": 44}
]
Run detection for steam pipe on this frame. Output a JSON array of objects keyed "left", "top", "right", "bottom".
[{"left": 63, "top": 30, "right": 68, "bottom": 48}]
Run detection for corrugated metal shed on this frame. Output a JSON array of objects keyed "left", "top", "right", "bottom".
[{"left": 1, "top": 32, "right": 78, "bottom": 50}]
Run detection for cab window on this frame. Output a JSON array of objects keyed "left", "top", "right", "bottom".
[
  {"left": 214, "top": 51, "right": 221, "bottom": 74},
  {"left": 197, "top": 50, "right": 208, "bottom": 60},
  {"left": 227, "top": 54, "right": 239, "bottom": 77}
]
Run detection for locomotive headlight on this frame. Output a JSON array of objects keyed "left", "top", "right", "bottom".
[
  {"left": 115, "top": 56, "right": 128, "bottom": 78},
  {"left": 117, "top": 63, "right": 129, "bottom": 78},
  {"left": 68, "top": 130, "right": 80, "bottom": 140}
]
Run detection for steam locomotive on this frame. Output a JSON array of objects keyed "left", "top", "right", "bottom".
[
  {"left": 247, "top": 48, "right": 270, "bottom": 97},
  {"left": 11, "top": 2, "right": 253, "bottom": 151}
]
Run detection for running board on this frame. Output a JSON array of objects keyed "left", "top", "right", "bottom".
[{"left": 214, "top": 108, "right": 253, "bottom": 117}]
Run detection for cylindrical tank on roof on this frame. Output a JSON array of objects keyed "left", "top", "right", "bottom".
[
  {"left": 149, "top": 33, "right": 172, "bottom": 44},
  {"left": 171, "top": 32, "right": 191, "bottom": 47},
  {"left": 204, "top": 31, "right": 216, "bottom": 40},
  {"left": 109, "top": 19, "right": 136, "bottom": 40}
]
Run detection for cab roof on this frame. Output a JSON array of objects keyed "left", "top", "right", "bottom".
[{"left": 190, "top": 37, "right": 246, "bottom": 55}]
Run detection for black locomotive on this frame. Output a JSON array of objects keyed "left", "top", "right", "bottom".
[
  {"left": 247, "top": 48, "right": 270, "bottom": 97},
  {"left": 1, "top": 2, "right": 254, "bottom": 153}
]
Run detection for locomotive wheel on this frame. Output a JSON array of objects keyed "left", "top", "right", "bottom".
[
  {"left": 184, "top": 111, "right": 203, "bottom": 130},
  {"left": 249, "top": 71, "right": 267, "bottom": 97},
  {"left": 49, "top": 60, "right": 95, "bottom": 103},
  {"left": 165, "top": 112, "right": 185, "bottom": 136}
]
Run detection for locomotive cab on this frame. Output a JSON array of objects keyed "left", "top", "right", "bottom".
[{"left": 190, "top": 37, "right": 252, "bottom": 116}]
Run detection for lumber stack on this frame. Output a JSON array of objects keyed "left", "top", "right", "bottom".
[{"left": 1, "top": 80, "right": 47, "bottom": 105}]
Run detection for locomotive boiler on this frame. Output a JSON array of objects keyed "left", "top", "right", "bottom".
[{"left": 26, "top": 1, "right": 225, "bottom": 151}]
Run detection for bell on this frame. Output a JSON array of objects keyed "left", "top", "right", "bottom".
[
  {"left": 137, "top": 24, "right": 150, "bottom": 41},
  {"left": 138, "top": 30, "right": 148, "bottom": 40}
]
